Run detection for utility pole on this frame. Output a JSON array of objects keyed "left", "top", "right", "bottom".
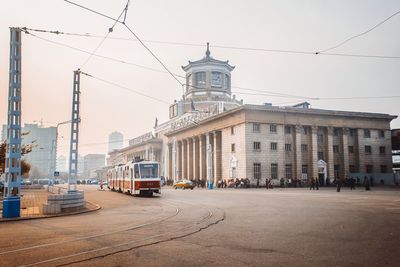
[
  {"left": 68, "top": 70, "right": 81, "bottom": 192},
  {"left": 3, "top": 28, "right": 22, "bottom": 218}
]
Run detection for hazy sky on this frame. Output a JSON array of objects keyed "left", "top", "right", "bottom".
[{"left": 1, "top": 0, "right": 399, "bottom": 158}]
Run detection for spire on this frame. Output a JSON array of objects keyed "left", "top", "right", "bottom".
[{"left": 205, "top": 42, "right": 210, "bottom": 58}]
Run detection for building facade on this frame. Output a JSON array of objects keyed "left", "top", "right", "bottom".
[
  {"left": 108, "top": 131, "right": 124, "bottom": 153},
  {"left": 2, "top": 123, "right": 56, "bottom": 177},
  {"left": 83, "top": 154, "right": 106, "bottom": 178},
  {"left": 107, "top": 46, "right": 397, "bottom": 186}
]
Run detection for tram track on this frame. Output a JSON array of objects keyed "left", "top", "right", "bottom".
[{"left": 1, "top": 196, "right": 225, "bottom": 267}]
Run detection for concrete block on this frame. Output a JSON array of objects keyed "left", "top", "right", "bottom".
[{"left": 43, "top": 203, "right": 61, "bottom": 214}]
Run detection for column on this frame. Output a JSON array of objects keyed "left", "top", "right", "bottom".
[
  {"left": 177, "top": 141, "right": 182, "bottom": 180},
  {"left": 188, "top": 138, "right": 193, "bottom": 180},
  {"left": 294, "top": 125, "right": 302, "bottom": 179},
  {"left": 310, "top": 126, "right": 319, "bottom": 180},
  {"left": 213, "top": 131, "right": 222, "bottom": 186},
  {"left": 193, "top": 136, "right": 200, "bottom": 183},
  {"left": 199, "top": 135, "right": 206, "bottom": 182},
  {"left": 206, "top": 133, "right": 214, "bottom": 187},
  {"left": 342, "top": 128, "right": 349, "bottom": 178},
  {"left": 182, "top": 140, "right": 187, "bottom": 179},
  {"left": 326, "top": 127, "right": 334, "bottom": 180},
  {"left": 168, "top": 143, "right": 173, "bottom": 181}
]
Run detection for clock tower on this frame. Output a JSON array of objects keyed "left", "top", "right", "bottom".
[{"left": 182, "top": 43, "right": 235, "bottom": 102}]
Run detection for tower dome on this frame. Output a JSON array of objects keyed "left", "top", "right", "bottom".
[{"left": 182, "top": 43, "right": 235, "bottom": 101}]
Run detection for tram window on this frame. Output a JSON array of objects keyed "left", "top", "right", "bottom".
[
  {"left": 131, "top": 168, "right": 133, "bottom": 179},
  {"left": 134, "top": 164, "right": 140, "bottom": 178},
  {"left": 139, "top": 164, "right": 159, "bottom": 178}
]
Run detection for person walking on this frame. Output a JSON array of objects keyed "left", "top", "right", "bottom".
[
  {"left": 309, "top": 178, "right": 315, "bottom": 190},
  {"left": 336, "top": 179, "right": 342, "bottom": 192},
  {"left": 350, "top": 177, "right": 356, "bottom": 190},
  {"left": 364, "top": 176, "right": 371, "bottom": 191},
  {"left": 315, "top": 178, "right": 320, "bottom": 190}
]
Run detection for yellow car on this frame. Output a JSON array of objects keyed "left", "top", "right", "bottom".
[{"left": 174, "top": 180, "right": 195, "bottom": 190}]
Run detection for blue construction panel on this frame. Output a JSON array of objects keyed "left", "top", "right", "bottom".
[{"left": 2, "top": 197, "right": 21, "bottom": 218}]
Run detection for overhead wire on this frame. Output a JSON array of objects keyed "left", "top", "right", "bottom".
[
  {"left": 80, "top": 71, "right": 170, "bottom": 105},
  {"left": 318, "top": 9, "right": 400, "bottom": 53},
  {"left": 63, "top": 0, "right": 184, "bottom": 88},
  {"left": 22, "top": 27, "right": 400, "bottom": 59}
]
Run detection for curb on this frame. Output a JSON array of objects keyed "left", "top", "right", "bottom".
[{"left": 0, "top": 201, "right": 101, "bottom": 223}]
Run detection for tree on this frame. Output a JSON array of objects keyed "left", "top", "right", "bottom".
[{"left": 0, "top": 140, "right": 32, "bottom": 177}]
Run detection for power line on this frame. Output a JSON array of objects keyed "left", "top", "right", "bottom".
[
  {"left": 80, "top": 71, "right": 171, "bottom": 105},
  {"left": 23, "top": 27, "right": 400, "bottom": 59},
  {"left": 318, "top": 9, "right": 400, "bottom": 53},
  {"left": 80, "top": 1, "right": 130, "bottom": 68},
  {"left": 23, "top": 30, "right": 185, "bottom": 78},
  {"left": 64, "top": 0, "right": 185, "bottom": 88}
]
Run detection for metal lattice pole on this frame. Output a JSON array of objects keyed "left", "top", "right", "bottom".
[
  {"left": 68, "top": 70, "right": 81, "bottom": 192},
  {"left": 2, "top": 28, "right": 22, "bottom": 218}
]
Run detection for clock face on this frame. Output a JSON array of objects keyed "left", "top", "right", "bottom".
[{"left": 212, "top": 72, "right": 222, "bottom": 86}]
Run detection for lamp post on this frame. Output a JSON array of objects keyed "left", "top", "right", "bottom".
[{"left": 50, "top": 120, "right": 71, "bottom": 186}]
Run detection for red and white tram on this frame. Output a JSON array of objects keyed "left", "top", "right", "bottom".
[{"left": 107, "top": 160, "right": 161, "bottom": 196}]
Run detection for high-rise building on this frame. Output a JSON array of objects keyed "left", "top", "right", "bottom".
[
  {"left": 57, "top": 155, "right": 67, "bottom": 173},
  {"left": 83, "top": 154, "right": 106, "bottom": 178},
  {"left": 2, "top": 123, "right": 56, "bottom": 177},
  {"left": 108, "top": 131, "right": 123, "bottom": 153}
]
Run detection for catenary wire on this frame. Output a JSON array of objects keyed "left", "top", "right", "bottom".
[
  {"left": 80, "top": 71, "right": 170, "bottom": 105},
  {"left": 23, "top": 27, "right": 400, "bottom": 59},
  {"left": 318, "top": 9, "right": 400, "bottom": 53},
  {"left": 64, "top": 0, "right": 185, "bottom": 88},
  {"left": 80, "top": 1, "right": 130, "bottom": 69}
]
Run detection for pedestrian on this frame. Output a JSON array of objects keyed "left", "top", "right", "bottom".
[
  {"left": 350, "top": 177, "right": 355, "bottom": 190},
  {"left": 336, "top": 179, "right": 342, "bottom": 192},
  {"left": 309, "top": 178, "right": 315, "bottom": 190},
  {"left": 266, "top": 178, "right": 269, "bottom": 189},
  {"left": 256, "top": 179, "right": 259, "bottom": 189},
  {"left": 315, "top": 178, "right": 319, "bottom": 190},
  {"left": 364, "top": 176, "right": 371, "bottom": 191},
  {"left": 280, "top": 178, "right": 284, "bottom": 188}
]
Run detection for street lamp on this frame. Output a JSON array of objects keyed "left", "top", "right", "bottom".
[{"left": 50, "top": 120, "right": 72, "bottom": 186}]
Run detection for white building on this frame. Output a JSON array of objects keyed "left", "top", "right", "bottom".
[
  {"left": 83, "top": 154, "right": 106, "bottom": 178},
  {"left": 2, "top": 123, "right": 56, "bottom": 177},
  {"left": 108, "top": 131, "right": 124, "bottom": 153}
]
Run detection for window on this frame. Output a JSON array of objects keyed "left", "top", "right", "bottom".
[
  {"left": 380, "top": 165, "right": 387, "bottom": 173},
  {"left": 349, "top": 128, "right": 355, "bottom": 137},
  {"left": 285, "top": 126, "right": 291, "bottom": 134},
  {"left": 225, "top": 74, "right": 231, "bottom": 89},
  {"left": 285, "top": 144, "right": 292, "bottom": 152},
  {"left": 211, "top": 71, "right": 222, "bottom": 87},
  {"left": 318, "top": 152, "right": 324, "bottom": 160},
  {"left": 349, "top": 165, "right": 356, "bottom": 173},
  {"left": 231, "top": 143, "right": 235, "bottom": 152},
  {"left": 365, "top": 145, "right": 372, "bottom": 154},
  {"left": 366, "top": 164, "right": 373, "bottom": 173},
  {"left": 302, "top": 126, "right": 309, "bottom": 135},
  {"left": 317, "top": 134, "right": 323, "bottom": 144},
  {"left": 253, "top": 142, "right": 261, "bottom": 151},
  {"left": 348, "top": 146, "right": 354, "bottom": 153},
  {"left": 270, "top": 142, "right": 277, "bottom": 151},
  {"left": 285, "top": 164, "right": 292, "bottom": 179},
  {"left": 334, "top": 165, "right": 340, "bottom": 179},
  {"left": 379, "top": 146, "right": 386, "bottom": 154},
  {"left": 195, "top": 72, "right": 206, "bottom": 87},
  {"left": 333, "top": 145, "right": 339, "bottom": 153},
  {"left": 253, "top": 163, "right": 261, "bottom": 180},
  {"left": 231, "top": 126, "right": 235, "bottom": 135},
  {"left": 301, "top": 144, "right": 308, "bottom": 152},
  {"left": 253, "top": 123, "right": 260, "bottom": 132},
  {"left": 379, "top": 130, "right": 385, "bottom": 138},
  {"left": 270, "top": 124, "right": 277, "bottom": 133},
  {"left": 333, "top": 128, "right": 339, "bottom": 136},
  {"left": 302, "top": 165, "right": 308, "bottom": 174},
  {"left": 364, "top": 129, "right": 371, "bottom": 138},
  {"left": 271, "top": 163, "right": 278, "bottom": 179}
]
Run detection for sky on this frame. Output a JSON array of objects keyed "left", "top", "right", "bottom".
[{"left": 0, "top": 0, "right": 399, "bottom": 158}]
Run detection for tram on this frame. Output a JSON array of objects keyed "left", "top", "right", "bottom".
[{"left": 107, "top": 160, "right": 161, "bottom": 196}]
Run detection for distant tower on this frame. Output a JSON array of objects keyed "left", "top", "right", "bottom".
[{"left": 108, "top": 131, "right": 123, "bottom": 153}]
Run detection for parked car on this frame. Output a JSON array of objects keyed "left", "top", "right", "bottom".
[{"left": 173, "top": 180, "right": 195, "bottom": 190}]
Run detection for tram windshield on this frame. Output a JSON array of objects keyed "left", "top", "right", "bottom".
[{"left": 139, "top": 163, "right": 159, "bottom": 178}]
